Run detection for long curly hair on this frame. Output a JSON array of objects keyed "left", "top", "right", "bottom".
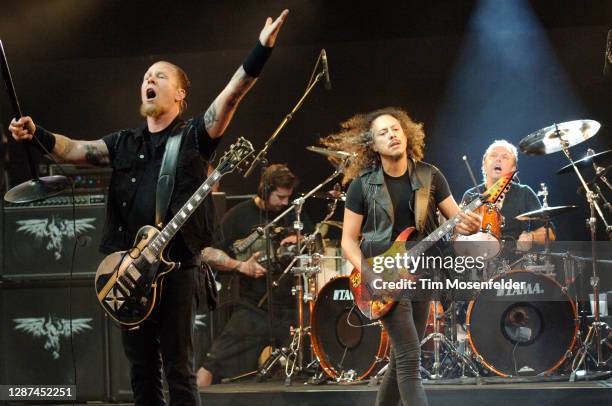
[{"left": 320, "top": 107, "right": 425, "bottom": 184}]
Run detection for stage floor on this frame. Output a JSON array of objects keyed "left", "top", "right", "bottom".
[{"left": 198, "top": 374, "right": 612, "bottom": 406}]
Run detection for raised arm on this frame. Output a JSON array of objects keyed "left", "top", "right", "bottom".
[
  {"left": 8, "top": 116, "right": 110, "bottom": 167},
  {"left": 203, "top": 9, "right": 289, "bottom": 138}
]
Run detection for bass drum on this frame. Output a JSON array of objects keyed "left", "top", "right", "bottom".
[
  {"left": 311, "top": 276, "right": 389, "bottom": 380},
  {"left": 466, "top": 270, "right": 578, "bottom": 376}
]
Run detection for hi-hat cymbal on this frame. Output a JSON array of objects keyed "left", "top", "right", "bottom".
[
  {"left": 312, "top": 190, "right": 346, "bottom": 201},
  {"left": 322, "top": 220, "right": 343, "bottom": 229},
  {"left": 515, "top": 205, "right": 578, "bottom": 221},
  {"left": 519, "top": 120, "right": 601, "bottom": 155},
  {"left": 557, "top": 150, "right": 612, "bottom": 174},
  {"left": 306, "top": 146, "right": 352, "bottom": 159}
]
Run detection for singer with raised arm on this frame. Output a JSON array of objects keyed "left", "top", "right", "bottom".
[
  {"left": 322, "top": 107, "right": 481, "bottom": 406},
  {"left": 8, "top": 9, "right": 288, "bottom": 405}
]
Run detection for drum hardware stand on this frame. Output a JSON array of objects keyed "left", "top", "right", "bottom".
[
  {"left": 276, "top": 163, "right": 351, "bottom": 384},
  {"left": 557, "top": 135, "right": 610, "bottom": 378},
  {"left": 419, "top": 303, "right": 480, "bottom": 379},
  {"left": 420, "top": 269, "right": 480, "bottom": 379}
]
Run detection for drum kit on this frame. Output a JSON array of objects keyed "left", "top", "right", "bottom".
[{"left": 251, "top": 119, "right": 611, "bottom": 384}]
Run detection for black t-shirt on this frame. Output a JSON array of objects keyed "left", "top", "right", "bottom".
[
  {"left": 219, "top": 199, "right": 313, "bottom": 305},
  {"left": 102, "top": 114, "right": 216, "bottom": 261},
  {"left": 346, "top": 166, "right": 452, "bottom": 240},
  {"left": 461, "top": 182, "right": 546, "bottom": 242}
]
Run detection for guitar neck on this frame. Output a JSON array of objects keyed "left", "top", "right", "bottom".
[
  {"left": 149, "top": 170, "right": 222, "bottom": 256},
  {"left": 233, "top": 228, "right": 263, "bottom": 254},
  {"left": 408, "top": 198, "right": 483, "bottom": 257}
]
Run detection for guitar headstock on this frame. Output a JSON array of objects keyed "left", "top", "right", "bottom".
[
  {"left": 482, "top": 171, "right": 516, "bottom": 204},
  {"left": 216, "top": 137, "right": 255, "bottom": 175}
]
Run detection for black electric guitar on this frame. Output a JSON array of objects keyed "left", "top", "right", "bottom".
[{"left": 95, "top": 137, "right": 254, "bottom": 327}]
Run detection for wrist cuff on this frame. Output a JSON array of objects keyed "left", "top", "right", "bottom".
[
  {"left": 242, "top": 41, "right": 273, "bottom": 78},
  {"left": 34, "top": 125, "right": 56, "bottom": 154}
]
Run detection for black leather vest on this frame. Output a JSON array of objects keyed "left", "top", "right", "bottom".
[{"left": 358, "top": 160, "right": 438, "bottom": 258}]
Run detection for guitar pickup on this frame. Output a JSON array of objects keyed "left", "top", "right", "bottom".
[{"left": 125, "top": 265, "right": 142, "bottom": 283}]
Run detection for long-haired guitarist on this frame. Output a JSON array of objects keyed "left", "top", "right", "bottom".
[
  {"left": 8, "top": 10, "right": 289, "bottom": 405},
  {"left": 322, "top": 107, "right": 480, "bottom": 406}
]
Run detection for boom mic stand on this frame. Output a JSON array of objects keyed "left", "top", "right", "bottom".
[
  {"left": 243, "top": 50, "right": 327, "bottom": 179},
  {"left": 0, "top": 40, "right": 69, "bottom": 204},
  {"left": 238, "top": 50, "right": 331, "bottom": 383}
]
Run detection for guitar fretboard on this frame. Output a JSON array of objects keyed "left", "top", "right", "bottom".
[
  {"left": 148, "top": 170, "right": 222, "bottom": 256},
  {"left": 407, "top": 198, "right": 483, "bottom": 258}
]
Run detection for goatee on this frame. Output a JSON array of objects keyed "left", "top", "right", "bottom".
[{"left": 140, "top": 102, "right": 162, "bottom": 118}]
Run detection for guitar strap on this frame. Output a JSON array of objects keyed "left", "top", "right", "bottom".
[
  {"left": 414, "top": 161, "right": 433, "bottom": 233},
  {"left": 155, "top": 122, "right": 189, "bottom": 228}
]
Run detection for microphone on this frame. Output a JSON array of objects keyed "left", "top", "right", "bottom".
[
  {"left": 321, "top": 49, "right": 332, "bottom": 90},
  {"left": 604, "top": 29, "right": 612, "bottom": 76}
]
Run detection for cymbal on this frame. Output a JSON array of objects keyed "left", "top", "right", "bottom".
[
  {"left": 311, "top": 190, "right": 346, "bottom": 201},
  {"left": 557, "top": 150, "right": 612, "bottom": 174},
  {"left": 4, "top": 176, "right": 70, "bottom": 204},
  {"left": 518, "top": 120, "right": 601, "bottom": 155},
  {"left": 515, "top": 205, "right": 578, "bottom": 221},
  {"left": 306, "top": 146, "right": 352, "bottom": 159},
  {"left": 321, "top": 220, "right": 344, "bottom": 229}
]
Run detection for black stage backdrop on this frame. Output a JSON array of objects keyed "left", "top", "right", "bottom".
[{"left": 0, "top": 0, "right": 610, "bottom": 241}]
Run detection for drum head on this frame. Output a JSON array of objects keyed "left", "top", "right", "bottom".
[
  {"left": 467, "top": 270, "right": 577, "bottom": 376},
  {"left": 311, "top": 277, "right": 388, "bottom": 380}
]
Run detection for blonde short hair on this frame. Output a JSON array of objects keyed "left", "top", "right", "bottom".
[{"left": 481, "top": 140, "right": 518, "bottom": 181}]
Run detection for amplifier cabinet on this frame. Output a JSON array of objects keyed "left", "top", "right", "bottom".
[
  {"left": 2, "top": 202, "right": 106, "bottom": 277},
  {"left": 0, "top": 280, "right": 107, "bottom": 401}
]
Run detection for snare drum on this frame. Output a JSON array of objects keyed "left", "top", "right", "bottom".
[{"left": 452, "top": 203, "right": 504, "bottom": 260}]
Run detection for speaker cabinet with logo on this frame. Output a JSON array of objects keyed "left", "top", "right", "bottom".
[
  {"left": 2, "top": 199, "right": 106, "bottom": 277},
  {"left": 0, "top": 280, "right": 107, "bottom": 401}
]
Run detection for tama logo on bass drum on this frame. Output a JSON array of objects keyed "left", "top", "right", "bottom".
[
  {"left": 496, "top": 282, "right": 544, "bottom": 297},
  {"left": 333, "top": 289, "right": 354, "bottom": 301}
]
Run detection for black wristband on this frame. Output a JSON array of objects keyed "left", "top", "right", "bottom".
[
  {"left": 34, "top": 125, "right": 56, "bottom": 154},
  {"left": 242, "top": 41, "right": 273, "bottom": 78}
]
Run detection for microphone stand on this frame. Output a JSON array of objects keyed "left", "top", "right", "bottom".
[
  {"left": 0, "top": 40, "right": 69, "bottom": 204},
  {"left": 243, "top": 53, "right": 326, "bottom": 179},
  {"left": 245, "top": 52, "right": 329, "bottom": 383}
]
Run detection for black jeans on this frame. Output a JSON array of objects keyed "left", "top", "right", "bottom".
[
  {"left": 376, "top": 300, "right": 430, "bottom": 406},
  {"left": 121, "top": 265, "right": 201, "bottom": 406}
]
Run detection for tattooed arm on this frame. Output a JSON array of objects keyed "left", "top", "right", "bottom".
[
  {"left": 52, "top": 135, "right": 110, "bottom": 166},
  {"left": 202, "top": 67, "right": 257, "bottom": 139},
  {"left": 201, "top": 247, "right": 266, "bottom": 278},
  {"left": 8, "top": 116, "right": 110, "bottom": 166},
  {"left": 203, "top": 10, "right": 288, "bottom": 138}
]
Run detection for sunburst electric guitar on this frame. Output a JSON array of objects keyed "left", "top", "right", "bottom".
[
  {"left": 349, "top": 171, "right": 515, "bottom": 320},
  {"left": 95, "top": 137, "right": 254, "bottom": 327}
]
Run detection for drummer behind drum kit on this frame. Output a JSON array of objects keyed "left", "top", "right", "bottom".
[{"left": 249, "top": 120, "right": 611, "bottom": 384}]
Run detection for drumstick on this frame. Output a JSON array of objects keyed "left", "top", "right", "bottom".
[{"left": 462, "top": 155, "right": 479, "bottom": 188}]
